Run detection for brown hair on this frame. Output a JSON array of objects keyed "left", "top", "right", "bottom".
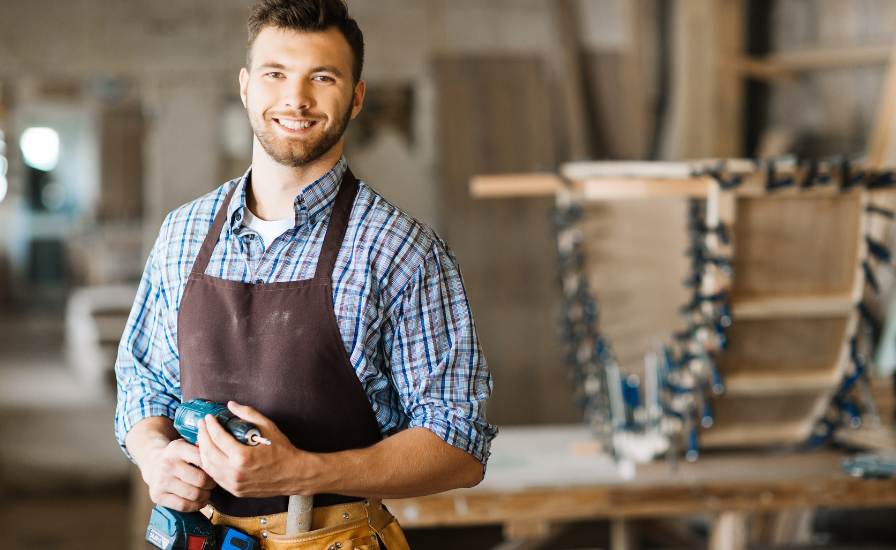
[{"left": 247, "top": 0, "right": 365, "bottom": 83}]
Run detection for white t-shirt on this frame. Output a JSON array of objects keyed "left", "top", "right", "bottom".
[{"left": 244, "top": 208, "right": 294, "bottom": 250}]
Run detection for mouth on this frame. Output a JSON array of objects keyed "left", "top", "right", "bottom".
[{"left": 272, "top": 117, "right": 320, "bottom": 134}]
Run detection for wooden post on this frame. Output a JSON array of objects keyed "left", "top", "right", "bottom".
[
  {"left": 709, "top": 511, "right": 748, "bottom": 550},
  {"left": 548, "top": 0, "right": 593, "bottom": 160},
  {"left": 611, "top": 518, "right": 639, "bottom": 550},
  {"left": 661, "top": 0, "right": 745, "bottom": 159}
]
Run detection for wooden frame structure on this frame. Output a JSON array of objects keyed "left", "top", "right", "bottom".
[{"left": 473, "top": 159, "right": 893, "bottom": 451}]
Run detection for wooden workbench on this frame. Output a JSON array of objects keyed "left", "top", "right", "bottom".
[{"left": 385, "top": 425, "right": 896, "bottom": 549}]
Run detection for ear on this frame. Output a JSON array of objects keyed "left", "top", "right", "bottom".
[
  {"left": 238, "top": 67, "right": 249, "bottom": 109},
  {"left": 350, "top": 79, "right": 366, "bottom": 120}
]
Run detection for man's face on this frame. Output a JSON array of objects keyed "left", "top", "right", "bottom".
[{"left": 239, "top": 26, "right": 364, "bottom": 168}]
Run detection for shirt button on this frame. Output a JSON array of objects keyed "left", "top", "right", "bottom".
[{"left": 234, "top": 213, "right": 242, "bottom": 222}]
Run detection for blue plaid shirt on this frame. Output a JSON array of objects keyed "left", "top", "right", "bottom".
[{"left": 114, "top": 158, "right": 496, "bottom": 466}]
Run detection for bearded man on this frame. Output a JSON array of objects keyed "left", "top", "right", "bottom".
[{"left": 114, "top": 1, "right": 496, "bottom": 547}]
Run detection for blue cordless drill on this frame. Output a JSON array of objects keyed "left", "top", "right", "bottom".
[{"left": 145, "top": 399, "right": 269, "bottom": 550}]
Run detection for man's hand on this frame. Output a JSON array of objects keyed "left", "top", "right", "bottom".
[
  {"left": 197, "top": 401, "right": 316, "bottom": 498},
  {"left": 140, "top": 438, "right": 217, "bottom": 512}
]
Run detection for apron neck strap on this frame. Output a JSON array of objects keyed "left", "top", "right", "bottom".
[
  {"left": 315, "top": 168, "right": 359, "bottom": 280},
  {"left": 190, "top": 168, "right": 359, "bottom": 280},
  {"left": 191, "top": 182, "right": 240, "bottom": 277}
]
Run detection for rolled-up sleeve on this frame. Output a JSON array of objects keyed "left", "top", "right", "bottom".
[
  {"left": 387, "top": 239, "right": 497, "bottom": 467},
  {"left": 114, "top": 218, "right": 182, "bottom": 460}
]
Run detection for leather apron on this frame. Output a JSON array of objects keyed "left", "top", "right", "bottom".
[{"left": 177, "top": 169, "right": 410, "bottom": 549}]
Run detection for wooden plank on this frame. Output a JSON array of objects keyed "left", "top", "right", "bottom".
[
  {"left": 469, "top": 173, "right": 564, "bottom": 199},
  {"left": 580, "top": 177, "right": 712, "bottom": 200},
  {"left": 709, "top": 512, "right": 747, "bottom": 550},
  {"left": 731, "top": 193, "right": 863, "bottom": 298},
  {"left": 610, "top": 518, "right": 639, "bottom": 550},
  {"left": 434, "top": 55, "right": 577, "bottom": 426},
  {"left": 723, "top": 369, "right": 846, "bottom": 397},
  {"left": 660, "top": 0, "right": 744, "bottom": 158},
  {"left": 716, "top": 0, "right": 746, "bottom": 157},
  {"left": 660, "top": 0, "right": 717, "bottom": 158},
  {"left": 732, "top": 293, "right": 856, "bottom": 318},
  {"left": 864, "top": 39, "right": 896, "bottom": 169},
  {"left": 700, "top": 418, "right": 818, "bottom": 448},
  {"left": 99, "top": 103, "right": 145, "bottom": 221},
  {"left": 579, "top": 196, "right": 691, "bottom": 376},
  {"left": 730, "top": 45, "right": 893, "bottom": 81},
  {"left": 548, "top": 0, "right": 592, "bottom": 160}
]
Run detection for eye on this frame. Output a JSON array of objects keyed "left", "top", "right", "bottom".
[
  {"left": 312, "top": 75, "right": 335, "bottom": 83},
  {"left": 264, "top": 72, "right": 285, "bottom": 79}
]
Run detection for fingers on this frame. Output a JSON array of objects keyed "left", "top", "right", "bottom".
[
  {"left": 148, "top": 463, "right": 212, "bottom": 512},
  {"left": 166, "top": 477, "right": 212, "bottom": 504},
  {"left": 168, "top": 438, "right": 202, "bottom": 468},
  {"left": 197, "top": 415, "right": 233, "bottom": 479},
  {"left": 227, "top": 401, "right": 274, "bottom": 431},
  {"left": 172, "top": 460, "right": 217, "bottom": 491},
  {"left": 153, "top": 492, "right": 206, "bottom": 513},
  {"left": 202, "top": 414, "right": 244, "bottom": 457}
]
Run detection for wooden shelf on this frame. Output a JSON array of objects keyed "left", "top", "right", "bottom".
[{"left": 732, "top": 293, "right": 856, "bottom": 319}]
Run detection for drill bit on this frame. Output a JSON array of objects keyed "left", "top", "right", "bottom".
[{"left": 250, "top": 434, "right": 272, "bottom": 446}]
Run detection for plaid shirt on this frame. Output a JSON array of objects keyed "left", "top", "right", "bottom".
[{"left": 114, "top": 157, "right": 496, "bottom": 466}]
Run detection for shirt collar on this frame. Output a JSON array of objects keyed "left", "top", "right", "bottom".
[{"left": 227, "top": 157, "right": 348, "bottom": 232}]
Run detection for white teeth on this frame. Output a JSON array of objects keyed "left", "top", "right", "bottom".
[{"left": 277, "top": 119, "right": 314, "bottom": 130}]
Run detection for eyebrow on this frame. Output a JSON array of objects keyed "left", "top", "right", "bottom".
[{"left": 255, "top": 63, "right": 344, "bottom": 78}]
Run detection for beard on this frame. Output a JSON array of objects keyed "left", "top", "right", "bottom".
[{"left": 248, "top": 94, "right": 354, "bottom": 168}]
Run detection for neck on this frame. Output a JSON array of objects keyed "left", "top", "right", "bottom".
[{"left": 247, "top": 139, "right": 344, "bottom": 221}]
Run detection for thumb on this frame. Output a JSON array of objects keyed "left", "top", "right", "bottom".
[{"left": 227, "top": 401, "right": 274, "bottom": 430}]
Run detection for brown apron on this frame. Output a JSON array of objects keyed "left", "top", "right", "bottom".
[{"left": 177, "top": 169, "right": 410, "bottom": 549}]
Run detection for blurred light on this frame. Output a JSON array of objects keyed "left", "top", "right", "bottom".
[
  {"left": 0, "top": 175, "right": 7, "bottom": 204},
  {"left": 20, "top": 127, "right": 60, "bottom": 172}
]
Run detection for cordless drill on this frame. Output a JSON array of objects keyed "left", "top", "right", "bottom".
[{"left": 145, "top": 399, "right": 269, "bottom": 550}]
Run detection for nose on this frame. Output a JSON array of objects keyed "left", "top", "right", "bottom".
[{"left": 284, "top": 78, "right": 314, "bottom": 111}]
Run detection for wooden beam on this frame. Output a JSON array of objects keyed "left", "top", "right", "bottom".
[
  {"left": 548, "top": 0, "right": 592, "bottom": 160},
  {"left": 730, "top": 45, "right": 893, "bottom": 82},
  {"left": 732, "top": 293, "right": 856, "bottom": 319},
  {"left": 716, "top": 0, "right": 746, "bottom": 157},
  {"left": 867, "top": 39, "right": 896, "bottom": 169},
  {"left": 723, "top": 369, "right": 846, "bottom": 396},
  {"left": 469, "top": 174, "right": 564, "bottom": 199}
]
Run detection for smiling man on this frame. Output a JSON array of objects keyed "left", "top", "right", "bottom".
[{"left": 114, "top": 1, "right": 496, "bottom": 547}]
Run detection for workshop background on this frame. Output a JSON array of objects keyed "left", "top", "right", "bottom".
[{"left": 2, "top": 1, "right": 896, "bottom": 549}]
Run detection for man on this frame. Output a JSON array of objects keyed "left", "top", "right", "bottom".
[{"left": 114, "top": 0, "right": 496, "bottom": 546}]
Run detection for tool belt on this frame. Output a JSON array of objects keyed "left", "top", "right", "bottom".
[{"left": 203, "top": 499, "right": 410, "bottom": 550}]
